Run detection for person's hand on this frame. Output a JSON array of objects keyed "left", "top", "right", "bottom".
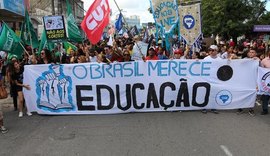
[{"left": 24, "top": 85, "right": 31, "bottom": 90}]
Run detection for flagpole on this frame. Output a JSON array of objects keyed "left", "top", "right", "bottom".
[
  {"left": 25, "top": 3, "right": 35, "bottom": 56},
  {"left": 19, "top": 42, "right": 30, "bottom": 56}
]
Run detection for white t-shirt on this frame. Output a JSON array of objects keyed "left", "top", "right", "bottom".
[
  {"left": 204, "top": 55, "right": 222, "bottom": 61},
  {"left": 89, "top": 56, "right": 97, "bottom": 62}
]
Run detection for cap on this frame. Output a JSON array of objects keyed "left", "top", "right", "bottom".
[
  {"left": 209, "top": 45, "right": 218, "bottom": 50},
  {"left": 174, "top": 49, "right": 183, "bottom": 55}
]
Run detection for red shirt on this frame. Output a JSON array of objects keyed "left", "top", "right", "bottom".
[{"left": 145, "top": 55, "right": 159, "bottom": 60}]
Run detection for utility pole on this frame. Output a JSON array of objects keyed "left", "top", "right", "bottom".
[{"left": 51, "top": 0, "right": 55, "bottom": 15}]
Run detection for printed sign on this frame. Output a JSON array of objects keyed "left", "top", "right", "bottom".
[
  {"left": 43, "top": 15, "right": 67, "bottom": 43},
  {"left": 179, "top": 3, "right": 202, "bottom": 46},
  {"left": 150, "top": 0, "right": 179, "bottom": 34}
]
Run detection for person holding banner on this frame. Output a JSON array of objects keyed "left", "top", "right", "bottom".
[
  {"left": 237, "top": 48, "right": 259, "bottom": 116},
  {"left": 10, "top": 61, "right": 32, "bottom": 117},
  {"left": 202, "top": 45, "right": 220, "bottom": 114},
  {"left": 260, "top": 52, "right": 270, "bottom": 115}
]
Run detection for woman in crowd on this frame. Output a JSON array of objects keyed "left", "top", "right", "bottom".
[
  {"left": 32, "top": 49, "right": 53, "bottom": 64},
  {"left": 10, "top": 60, "right": 31, "bottom": 117}
]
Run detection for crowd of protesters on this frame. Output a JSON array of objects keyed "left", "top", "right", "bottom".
[{"left": 0, "top": 34, "right": 269, "bottom": 134}]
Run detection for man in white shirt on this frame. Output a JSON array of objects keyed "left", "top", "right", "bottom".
[
  {"left": 202, "top": 45, "right": 220, "bottom": 114},
  {"left": 204, "top": 45, "right": 222, "bottom": 61}
]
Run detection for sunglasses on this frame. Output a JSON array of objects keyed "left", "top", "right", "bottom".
[
  {"left": 123, "top": 54, "right": 130, "bottom": 56},
  {"left": 41, "top": 52, "right": 45, "bottom": 55}
]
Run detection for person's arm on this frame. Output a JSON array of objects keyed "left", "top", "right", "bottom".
[{"left": 14, "top": 80, "right": 31, "bottom": 90}]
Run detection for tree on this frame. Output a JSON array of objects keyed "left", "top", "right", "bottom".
[{"left": 201, "top": 0, "right": 268, "bottom": 40}]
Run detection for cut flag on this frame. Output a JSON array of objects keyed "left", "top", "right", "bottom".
[{"left": 81, "top": 0, "right": 110, "bottom": 44}]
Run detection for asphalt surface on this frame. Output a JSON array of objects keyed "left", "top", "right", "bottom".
[{"left": 0, "top": 97, "right": 269, "bottom": 156}]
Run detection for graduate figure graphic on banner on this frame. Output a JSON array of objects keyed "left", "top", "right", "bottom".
[
  {"left": 35, "top": 64, "right": 74, "bottom": 112},
  {"left": 179, "top": 3, "right": 203, "bottom": 50},
  {"left": 149, "top": 0, "right": 179, "bottom": 54}
]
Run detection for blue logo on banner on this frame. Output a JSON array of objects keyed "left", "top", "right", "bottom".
[
  {"left": 215, "top": 90, "right": 232, "bottom": 106},
  {"left": 183, "top": 15, "right": 195, "bottom": 29},
  {"left": 36, "top": 64, "right": 74, "bottom": 112}
]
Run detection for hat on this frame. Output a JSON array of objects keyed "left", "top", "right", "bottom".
[
  {"left": 220, "top": 41, "right": 225, "bottom": 45},
  {"left": 209, "top": 45, "right": 218, "bottom": 50},
  {"left": 174, "top": 49, "right": 183, "bottom": 55}
]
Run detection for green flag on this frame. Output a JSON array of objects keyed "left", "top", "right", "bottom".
[
  {"left": 20, "top": 11, "right": 39, "bottom": 49},
  {"left": 66, "top": 0, "right": 83, "bottom": 42},
  {"left": 0, "top": 23, "right": 24, "bottom": 58},
  {"left": 38, "top": 30, "right": 55, "bottom": 54},
  {"left": 63, "top": 41, "right": 77, "bottom": 55}
]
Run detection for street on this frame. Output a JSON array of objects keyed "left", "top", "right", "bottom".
[{"left": 0, "top": 97, "right": 269, "bottom": 156}]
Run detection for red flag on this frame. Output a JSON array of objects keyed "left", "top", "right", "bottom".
[{"left": 81, "top": 0, "right": 110, "bottom": 44}]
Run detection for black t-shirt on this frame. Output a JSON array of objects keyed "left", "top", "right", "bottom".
[{"left": 11, "top": 67, "right": 24, "bottom": 85}]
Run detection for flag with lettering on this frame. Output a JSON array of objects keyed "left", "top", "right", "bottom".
[
  {"left": 0, "top": 23, "right": 24, "bottom": 58},
  {"left": 81, "top": 0, "right": 110, "bottom": 44}
]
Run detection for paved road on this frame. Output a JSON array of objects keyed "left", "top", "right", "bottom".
[{"left": 0, "top": 97, "right": 269, "bottom": 156}]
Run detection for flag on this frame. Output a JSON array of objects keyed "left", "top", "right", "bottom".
[
  {"left": 66, "top": 0, "right": 83, "bottom": 42},
  {"left": 0, "top": 23, "right": 24, "bottom": 58},
  {"left": 81, "top": 0, "right": 110, "bottom": 44},
  {"left": 142, "top": 27, "right": 149, "bottom": 43},
  {"left": 115, "top": 13, "right": 123, "bottom": 32},
  {"left": 63, "top": 41, "right": 77, "bottom": 55},
  {"left": 38, "top": 30, "right": 55, "bottom": 54},
  {"left": 20, "top": 11, "right": 39, "bottom": 49},
  {"left": 128, "top": 25, "right": 139, "bottom": 38}
]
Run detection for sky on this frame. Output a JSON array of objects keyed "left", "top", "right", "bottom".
[
  {"left": 82, "top": 0, "right": 154, "bottom": 24},
  {"left": 82, "top": 0, "right": 270, "bottom": 24}
]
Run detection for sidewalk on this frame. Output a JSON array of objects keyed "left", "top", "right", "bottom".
[{"left": 1, "top": 96, "right": 14, "bottom": 112}]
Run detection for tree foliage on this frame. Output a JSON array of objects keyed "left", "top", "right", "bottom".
[{"left": 201, "top": 0, "right": 268, "bottom": 40}]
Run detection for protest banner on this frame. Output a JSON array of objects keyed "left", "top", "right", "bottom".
[
  {"left": 257, "top": 67, "right": 270, "bottom": 95},
  {"left": 23, "top": 60, "right": 259, "bottom": 115}
]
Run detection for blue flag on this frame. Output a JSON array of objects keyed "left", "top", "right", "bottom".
[{"left": 115, "top": 13, "right": 123, "bottom": 31}]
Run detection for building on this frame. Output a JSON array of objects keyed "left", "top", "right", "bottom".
[
  {"left": 30, "top": 0, "right": 84, "bottom": 37},
  {"left": 0, "top": 0, "right": 84, "bottom": 38},
  {"left": 0, "top": 0, "right": 27, "bottom": 35},
  {"left": 114, "top": 14, "right": 141, "bottom": 30},
  {"left": 125, "top": 15, "right": 141, "bottom": 29}
]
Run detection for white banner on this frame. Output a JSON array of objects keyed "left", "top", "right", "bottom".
[
  {"left": 257, "top": 67, "right": 270, "bottom": 95},
  {"left": 23, "top": 60, "right": 259, "bottom": 115}
]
